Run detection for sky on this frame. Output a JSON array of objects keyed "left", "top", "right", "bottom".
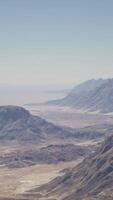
[{"left": 0, "top": 0, "right": 113, "bottom": 87}]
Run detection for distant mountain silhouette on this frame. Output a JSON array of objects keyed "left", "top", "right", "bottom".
[{"left": 48, "top": 78, "right": 113, "bottom": 113}]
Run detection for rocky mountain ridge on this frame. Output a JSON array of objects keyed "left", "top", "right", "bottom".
[{"left": 48, "top": 78, "right": 113, "bottom": 113}]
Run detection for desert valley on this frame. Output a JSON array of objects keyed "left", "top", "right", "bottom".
[{"left": 0, "top": 79, "right": 113, "bottom": 200}]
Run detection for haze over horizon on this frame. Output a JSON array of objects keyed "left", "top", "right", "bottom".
[{"left": 0, "top": 0, "right": 113, "bottom": 87}]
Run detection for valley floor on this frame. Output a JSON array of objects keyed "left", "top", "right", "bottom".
[
  {"left": 24, "top": 104, "right": 113, "bottom": 129},
  {"left": 0, "top": 159, "right": 82, "bottom": 198}
]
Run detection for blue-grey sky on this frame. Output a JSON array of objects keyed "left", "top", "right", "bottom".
[{"left": 0, "top": 0, "right": 113, "bottom": 86}]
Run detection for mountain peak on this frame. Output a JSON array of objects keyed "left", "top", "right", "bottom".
[{"left": 0, "top": 106, "right": 30, "bottom": 123}]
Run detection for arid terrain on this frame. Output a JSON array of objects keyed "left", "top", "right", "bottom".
[
  {"left": 1, "top": 0, "right": 113, "bottom": 198},
  {"left": 0, "top": 103, "right": 113, "bottom": 200},
  {"left": 25, "top": 104, "right": 113, "bottom": 129},
  {"left": 0, "top": 81, "right": 113, "bottom": 200},
  {"left": 0, "top": 105, "right": 100, "bottom": 199}
]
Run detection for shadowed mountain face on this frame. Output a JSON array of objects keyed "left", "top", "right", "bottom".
[
  {"left": 48, "top": 79, "right": 113, "bottom": 113},
  {"left": 0, "top": 106, "right": 30, "bottom": 122},
  {"left": 0, "top": 105, "right": 75, "bottom": 142},
  {"left": 36, "top": 135, "right": 113, "bottom": 200},
  {"left": 0, "top": 106, "right": 44, "bottom": 141}
]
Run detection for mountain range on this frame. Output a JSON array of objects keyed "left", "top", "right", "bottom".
[
  {"left": 48, "top": 78, "right": 113, "bottom": 113},
  {"left": 0, "top": 105, "right": 105, "bottom": 143},
  {"left": 0, "top": 105, "right": 73, "bottom": 142},
  {"left": 0, "top": 105, "right": 113, "bottom": 199},
  {"left": 0, "top": 106, "right": 98, "bottom": 168}
]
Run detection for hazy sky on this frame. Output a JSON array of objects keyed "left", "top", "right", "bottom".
[{"left": 0, "top": 0, "right": 113, "bottom": 86}]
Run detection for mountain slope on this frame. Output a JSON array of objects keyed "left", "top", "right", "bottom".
[
  {"left": 36, "top": 134, "right": 113, "bottom": 200},
  {"left": 0, "top": 105, "right": 75, "bottom": 142},
  {"left": 69, "top": 79, "right": 106, "bottom": 95},
  {"left": 48, "top": 79, "right": 113, "bottom": 113}
]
